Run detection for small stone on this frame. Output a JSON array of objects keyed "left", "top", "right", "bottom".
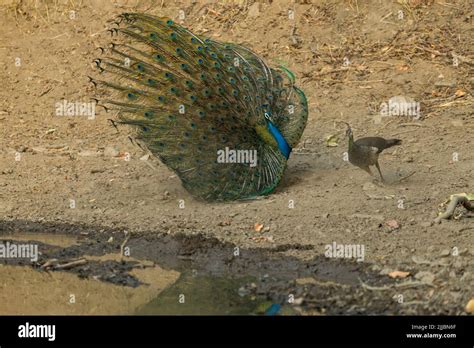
[
  {"left": 440, "top": 249, "right": 450, "bottom": 257},
  {"left": 415, "top": 271, "right": 435, "bottom": 285},
  {"left": 385, "top": 219, "right": 400, "bottom": 230}
]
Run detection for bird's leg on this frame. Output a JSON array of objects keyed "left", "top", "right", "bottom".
[
  {"left": 375, "top": 161, "right": 385, "bottom": 183},
  {"left": 363, "top": 166, "right": 373, "bottom": 176}
]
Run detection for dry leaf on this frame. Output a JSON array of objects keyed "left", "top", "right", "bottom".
[
  {"left": 388, "top": 271, "right": 411, "bottom": 279},
  {"left": 325, "top": 134, "right": 339, "bottom": 147},
  {"left": 254, "top": 223, "right": 264, "bottom": 232},
  {"left": 455, "top": 89, "right": 466, "bottom": 98},
  {"left": 465, "top": 299, "right": 474, "bottom": 313}
]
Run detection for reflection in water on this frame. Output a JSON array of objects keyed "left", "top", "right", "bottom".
[{"left": 136, "top": 273, "right": 293, "bottom": 315}]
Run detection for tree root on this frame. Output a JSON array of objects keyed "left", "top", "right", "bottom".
[{"left": 434, "top": 194, "right": 474, "bottom": 224}]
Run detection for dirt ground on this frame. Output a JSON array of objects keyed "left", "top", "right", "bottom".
[{"left": 0, "top": 0, "right": 473, "bottom": 315}]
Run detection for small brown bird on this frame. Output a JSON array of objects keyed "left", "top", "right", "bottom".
[{"left": 345, "top": 124, "right": 401, "bottom": 182}]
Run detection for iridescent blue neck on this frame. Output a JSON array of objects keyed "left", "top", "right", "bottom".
[{"left": 267, "top": 121, "right": 291, "bottom": 159}]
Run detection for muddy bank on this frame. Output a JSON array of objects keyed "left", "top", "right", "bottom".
[{"left": 0, "top": 219, "right": 432, "bottom": 315}]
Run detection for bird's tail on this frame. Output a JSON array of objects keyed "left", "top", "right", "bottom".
[{"left": 386, "top": 139, "right": 402, "bottom": 148}]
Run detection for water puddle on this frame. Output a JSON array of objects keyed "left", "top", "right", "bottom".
[{"left": 0, "top": 220, "right": 395, "bottom": 315}]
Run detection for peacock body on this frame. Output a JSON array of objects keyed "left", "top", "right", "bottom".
[{"left": 92, "top": 13, "right": 308, "bottom": 201}]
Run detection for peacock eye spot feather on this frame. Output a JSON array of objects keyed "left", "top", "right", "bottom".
[
  {"left": 149, "top": 32, "right": 158, "bottom": 40},
  {"left": 197, "top": 58, "right": 204, "bottom": 64},
  {"left": 197, "top": 46, "right": 203, "bottom": 51},
  {"left": 185, "top": 80, "right": 193, "bottom": 87},
  {"left": 127, "top": 92, "right": 137, "bottom": 100},
  {"left": 170, "top": 32, "right": 177, "bottom": 40},
  {"left": 144, "top": 111, "right": 154, "bottom": 118},
  {"left": 189, "top": 95, "right": 197, "bottom": 101},
  {"left": 142, "top": 126, "right": 148, "bottom": 132},
  {"left": 168, "top": 115, "right": 175, "bottom": 121},
  {"left": 210, "top": 52, "right": 217, "bottom": 59},
  {"left": 227, "top": 66, "right": 235, "bottom": 73},
  {"left": 170, "top": 87, "right": 178, "bottom": 94},
  {"left": 232, "top": 90, "right": 238, "bottom": 96},
  {"left": 190, "top": 122, "right": 196, "bottom": 129},
  {"left": 191, "top": 37, "right": 197, "bottom": 43},
  {"left": 158, "top": 142, "right": 165, "bottom": 147},
  {"left": 209, "top": 126, "right": 216, "bottom": 133},
  {"left": 155, "top": 54, "right": 164, "bottom": 62},
  {"left": 198, "top": 111, "right": 205, "bottom": 118},
  {"left": 214, "top": 62, "right": 221, "bottom": 69},
  {"left": 184, "top": 132, "right": 190, "bottom": 138},
  {"left": 218, "top": 87, "right": 224, "bottom": 94},
  {"left": 199, "top": 73, "right": 206, "bottom": 80},
  {"left": 229, "top": 78, "right": 236, "bottom": 84},
  {"left": 204, "top": 38, "right": 210, "bottom": 43},
  {"left": 164, "top": 72, "right": 172, "bottom": 79},
  {"left": 158, "top": 95, "right": 165, "bottom": 102},
  {"left": 136, "top": 64, "right": 145, "bottom": 71},
  {"left": 166, "top": 19, "right": 174, "bottom": 25},
  {"left": 176, "top": 47, "right": 183, "bottom": 54},
  {"left": 224, "top": 44, "right": 232, "bottom": 49},
  {"left": 202, "top": 135, "right": 208, "bottom": 141}
]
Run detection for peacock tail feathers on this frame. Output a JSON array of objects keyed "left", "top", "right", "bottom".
[{"left": 91, "top": 13, "right": 308, "bottom": 201}]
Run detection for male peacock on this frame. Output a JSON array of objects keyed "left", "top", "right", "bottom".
[{"left": 91, "top": 13, "right": 308, "bottom": 201}]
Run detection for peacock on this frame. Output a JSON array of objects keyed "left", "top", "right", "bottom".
[{"left": 91, "top": 13, "right": 308, "bottom": 201}]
